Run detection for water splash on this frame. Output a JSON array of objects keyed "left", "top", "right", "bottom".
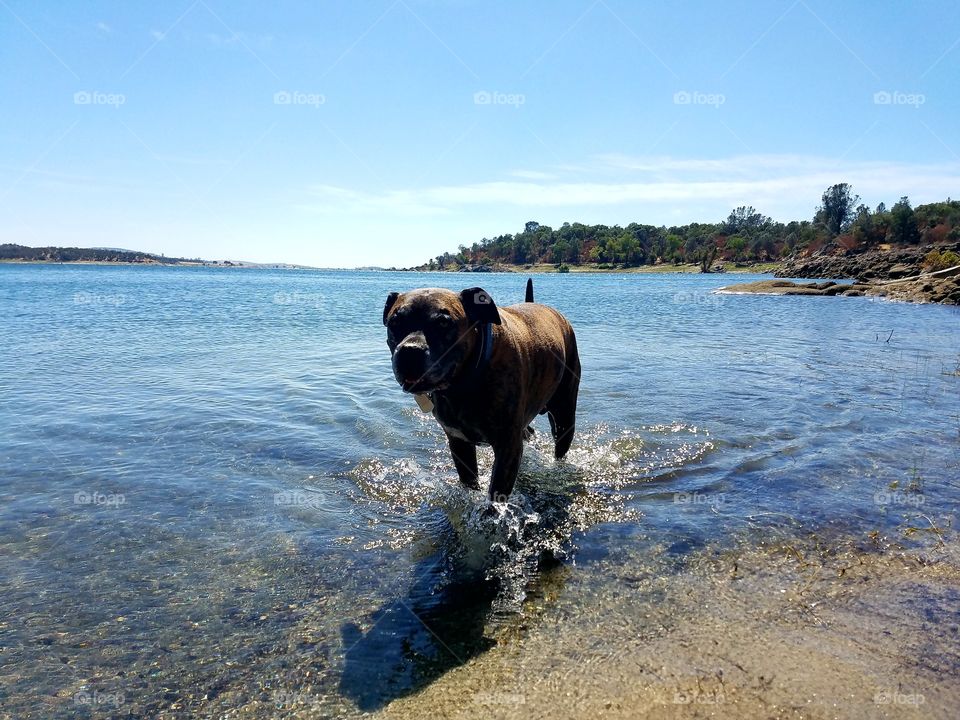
[{"left": 341, "top": 421, "right": 719, "bottom": 613}]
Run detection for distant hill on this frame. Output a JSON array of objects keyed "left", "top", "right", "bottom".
[
  {"left": 0, "top": 244, "right": 199, "bottom": 264},
  {"left": 0, "top": 244, "right": 316, "bottom": 269}
]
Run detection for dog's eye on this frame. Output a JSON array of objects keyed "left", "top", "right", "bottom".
[
  {"left": 387, "top": 315, "right": 404, "bottom": 336},
  {"left": 433, "top": 314, "right": 453, "bottom": 328}
]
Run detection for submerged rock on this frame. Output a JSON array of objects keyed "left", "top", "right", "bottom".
[{"left": 717, "top": 279, "right": 868, "bottom": 297}]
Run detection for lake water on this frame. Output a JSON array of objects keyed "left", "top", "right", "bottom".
[{"left": 1, "top": 265, "right": 958, "bottom": 717}]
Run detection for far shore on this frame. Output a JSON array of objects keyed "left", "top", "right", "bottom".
[
  {"left": 0, "top": 259, "right": 199, "bottom": 266},
  {"left": 0, "top": 259, "right": 315, "bottom": 269},
  {"left": 2, "top": 259, "right": 781, "bottom": 274},
  {"left": 406, "top": 261, "right": 782, "bottom": 275}
]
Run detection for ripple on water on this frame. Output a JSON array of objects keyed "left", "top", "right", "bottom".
[{"left": 2, "top": 267, "right": 958, "bottom": 718}]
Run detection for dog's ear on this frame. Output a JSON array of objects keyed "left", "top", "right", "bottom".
[
  {"left": 382, "top": 291, "right": 400, "bottom": 326},
  {"left": 459, "top": 287, "right": 501, "bottom": 325}
]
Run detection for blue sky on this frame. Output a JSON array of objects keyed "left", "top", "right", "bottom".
[{"left": 1, "top": 0, "right": 958, "bottom": 267}]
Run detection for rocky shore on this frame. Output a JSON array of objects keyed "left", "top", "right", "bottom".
[
  {"left": 757, "top": 243, "right": 960, "bottom": 305},
  {"left": 720, "top": 267, "right": 960, "bottom": 305}
]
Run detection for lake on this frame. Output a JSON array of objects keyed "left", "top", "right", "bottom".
[{"left": 1, "top": 264, "right": 958, "bottom": 717}]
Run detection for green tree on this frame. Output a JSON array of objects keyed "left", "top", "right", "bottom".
[
  {"left": 699, "top": 245, "right": 718, "bottom": 272},
  {"left": 724, "top": 206, "right": 770, "bottom": 234},
  {"left": 666, "top": 233, "right": 683, "bottom": 259},
  {"left": 851, "top": 204, "right": 884, "bottom": 247},
  {"left": 887, "top": 196, "right": 920, "bottom": 245},
  {"left": 726, "top": 236, "right": 747, "bottom": 261},
  {"left": 815, "top": 183, "right": 860, "bottom": 235}
]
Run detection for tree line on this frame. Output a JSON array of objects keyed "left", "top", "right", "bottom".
[
  {"left": 423, "top": 184, "right": 960, "bottom": 270},
  {"left": 0, "top": 244, "right": 199, "bottom": 264}
]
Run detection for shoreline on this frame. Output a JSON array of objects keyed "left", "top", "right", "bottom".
[{"left": 373, "top": 535, "right": 960, "bottom": 720}]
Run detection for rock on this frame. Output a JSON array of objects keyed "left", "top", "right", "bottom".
[
  {"left": 865, "top": 275, "right": 960, "bottom": 304},
  {"left": 719, "top": 277, "right": 959, "bottom": 305},
  {"left": 776, "top": 242, "right": 960, "bottom": 285},
  {"left": 718, "top": 280, "right": 834, "bottom": 296},
  {"left": 772, "top": 242, "right": 960, "bottom": 304},
  {"left": 887, "top": 263, "right": 915, "bottom": 279}
]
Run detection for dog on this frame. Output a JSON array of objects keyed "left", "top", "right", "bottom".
[{"left": 382, "top": 278, "right": 580, "bottom": 501}]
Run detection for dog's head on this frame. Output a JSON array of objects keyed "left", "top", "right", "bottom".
[{"left": 382, "top": 286, "right": 501, "bottom": 393}]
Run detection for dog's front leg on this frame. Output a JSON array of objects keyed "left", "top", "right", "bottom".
[
  {"left": 446, "top": 433, "right": 480, "bottom": 490},
  {"left": 488, "top": 438, "right": 523, "bottom": 502}
]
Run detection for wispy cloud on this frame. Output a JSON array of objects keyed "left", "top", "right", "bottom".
[
  {"left": 593, "top": 153, "right": 835, "bottom": 176},
  {"left": 143, "top": 28, "right": 273, "bottom": 47},
  {"left": 96, "top": 21, "right": 111, "bottom": 34},
  {"left": 301, "top": 155, "right": 960, "bottom": 222}
]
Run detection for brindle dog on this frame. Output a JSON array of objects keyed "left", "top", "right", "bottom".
[{"left": 383, "top": 279, "right": 580, "bottom": 501}]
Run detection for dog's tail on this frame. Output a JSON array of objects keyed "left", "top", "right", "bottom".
[{"left": 525, "top": 278, "right": 534, "bottom": 303}]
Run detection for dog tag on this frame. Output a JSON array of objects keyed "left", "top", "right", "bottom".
[{"left": 414, "top": 393, "right": 434, "bottom": 413}]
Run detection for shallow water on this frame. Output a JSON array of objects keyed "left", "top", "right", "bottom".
[{"left": 0, "top": 265, "right": 957, "bottom": 717}]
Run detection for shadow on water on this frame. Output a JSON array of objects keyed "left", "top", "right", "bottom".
[
  {"left": 335, "top": 423, "right": 700, "bottom": 710},
  {"left": 337, "top": 552, "right": 497, "bottom": 711},
  {"left": 338, "top": 475, "right": 576, "bottom": 712}
]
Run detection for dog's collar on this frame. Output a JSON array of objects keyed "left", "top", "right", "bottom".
[{"left": 442, "top": 322, "right": 493, "bottom": 393}]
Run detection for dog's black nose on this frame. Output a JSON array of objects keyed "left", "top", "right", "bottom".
[{"left": 393, "top": 343, "right": 426, "bottom": 381}]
